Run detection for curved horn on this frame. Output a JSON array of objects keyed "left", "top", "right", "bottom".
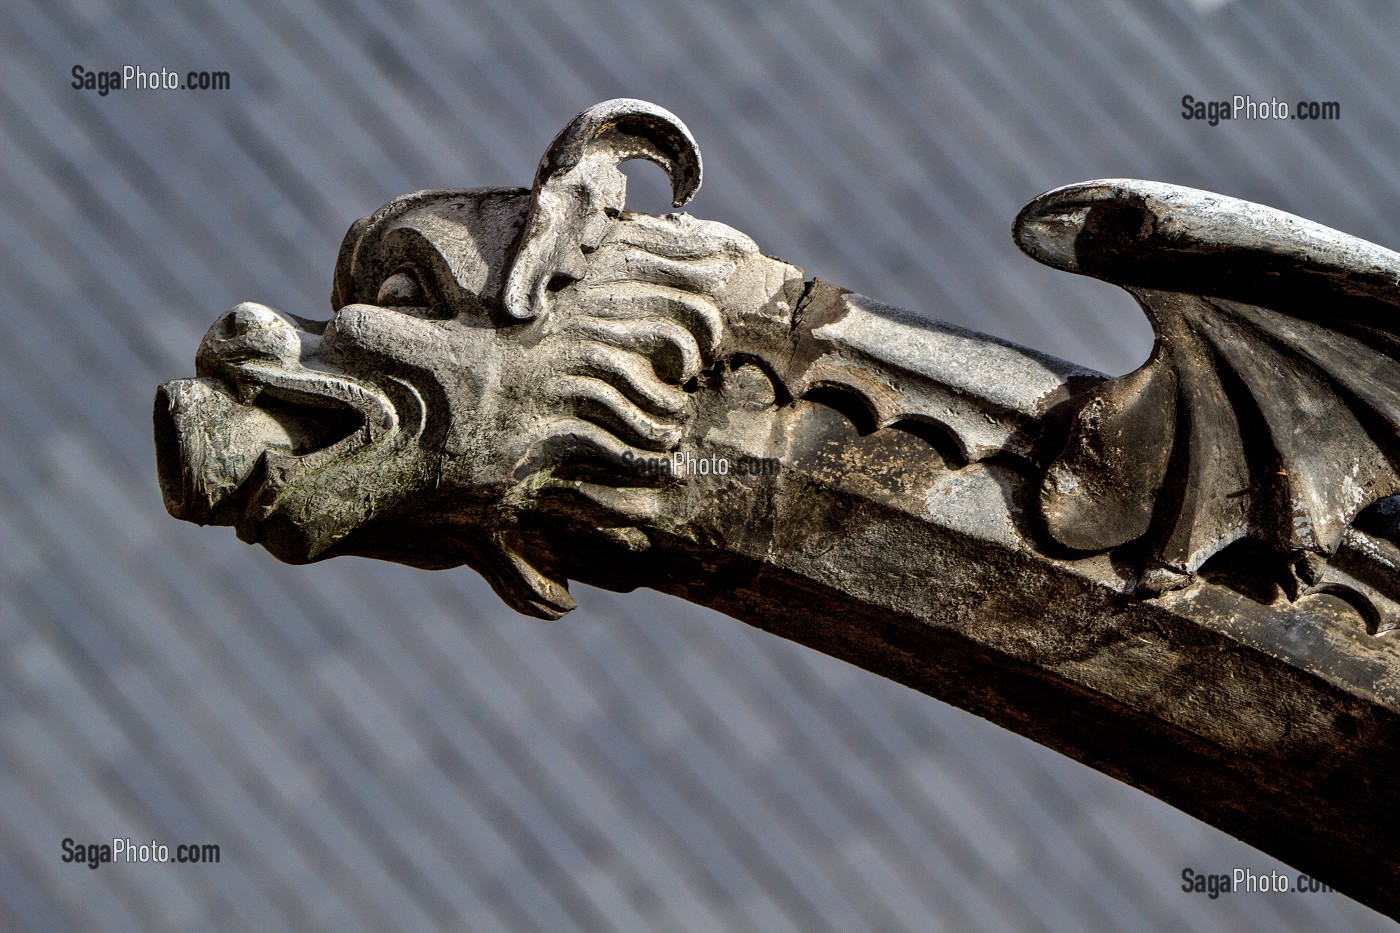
[
  {"left": 535, "top": 98, "right": 702, "bottom": 208},
  {"left": 504, "top": 100, "right": 703, "bottom": 320}
]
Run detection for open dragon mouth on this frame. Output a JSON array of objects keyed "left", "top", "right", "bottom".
[{"left": 153, "top": 302, "right": 398, "bottom": 530}]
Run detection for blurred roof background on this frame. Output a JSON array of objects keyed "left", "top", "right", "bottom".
[{"left": 3, "top": 0, "right": 1398, "bottom": 929}]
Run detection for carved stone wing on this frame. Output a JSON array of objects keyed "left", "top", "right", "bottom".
[{"left": 1015, "top": 179, "right": 1400, "bottom": 585}]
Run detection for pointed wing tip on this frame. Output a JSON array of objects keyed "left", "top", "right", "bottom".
[{"left": 1013, "top": 179, "right": 1174, "bottom": 276}]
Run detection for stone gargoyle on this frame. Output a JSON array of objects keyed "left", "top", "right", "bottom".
[{"left": 154, "top": 99, "right": 1400, "bottom": 917}]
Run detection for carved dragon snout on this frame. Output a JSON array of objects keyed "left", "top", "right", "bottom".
[{"left": 154, "top": 300, "right": 404, "bottom": 557}]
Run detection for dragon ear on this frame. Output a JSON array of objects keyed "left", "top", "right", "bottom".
[
  {"left": 1016, "top": 179, "right": 1400, "bottom": 583},
  {"left": 503, "top": 99, "right": 703, "bottom": 321}
]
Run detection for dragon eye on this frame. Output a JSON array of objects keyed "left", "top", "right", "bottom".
[{"left": 376, "top": 269, "right": 426, "bottom": 306}]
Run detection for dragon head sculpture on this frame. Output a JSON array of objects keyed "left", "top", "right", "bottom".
[{"left": 155, "top": 99, "right": 804, "bottom": 618}]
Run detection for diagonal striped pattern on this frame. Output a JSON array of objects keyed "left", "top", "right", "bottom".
[{"left": 2, "top": 0, "right": 1397, "bottom": 929}]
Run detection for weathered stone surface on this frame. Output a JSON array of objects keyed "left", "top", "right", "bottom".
[{"left": 155, "top": 100, "right": 1400, "bottom": 919}]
